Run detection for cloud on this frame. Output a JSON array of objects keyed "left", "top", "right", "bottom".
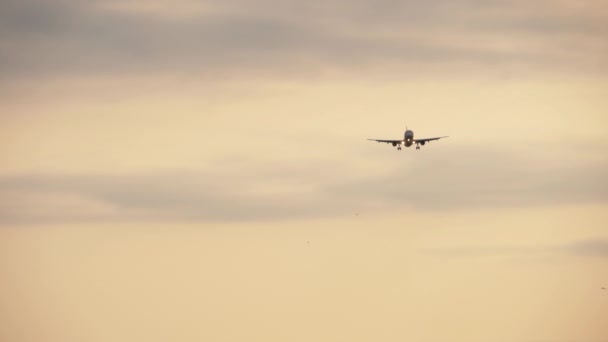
[
  {"left": 1, "top": 0, "right": 606, "bottom": 82},
  {"left": 424, "top": 239, "right": 608, "bottom": 258},
  {"left": 566, "top": 239, "right": 608, "bottom": 257},
  {"left": 0, "top": 144, "right": 606, "bottom": 224},
  {"left": 331, "top": 144, "right": 608, "bottom": 211},
  {"left": 0, "top": 163, "right": 362, "bottom": 224}
]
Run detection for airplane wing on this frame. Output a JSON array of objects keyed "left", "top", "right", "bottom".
[
  {"left": 367, "top": 139, "right": 402, "bottom": 144},
  {"left": 413, "top": 136, "right": 449, "bottom": 143}
]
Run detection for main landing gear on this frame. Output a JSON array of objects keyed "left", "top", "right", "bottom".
[
  {"left": 397, "top": 146, "right": 402, "bottom": 150},
  {"left": 416, "top": 144, "right": 420, "bottom": 150}
]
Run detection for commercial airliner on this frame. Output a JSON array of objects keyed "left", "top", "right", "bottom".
[{"left": 368, "top": 128, "right": 448, "bottom": 150}]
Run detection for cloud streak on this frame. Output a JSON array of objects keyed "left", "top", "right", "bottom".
[
  {"left": 332, "top": 144, "right": 608, "bottom": 211},
  {"left": 424, "top": 239, "right": 608, "bottom": 258},
  {"left": 566, "top": 239, "right": 608, "bottom": 257},
  {"left": 1, "top": 0, "right": 607, "bottom": 82},
  {"left": 1, "top": 144, "right": 606, "bottom": 224}
]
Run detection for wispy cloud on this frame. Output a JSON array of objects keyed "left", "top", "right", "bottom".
[
  {"left": 566, "top": 239, "right": 608, "bottom": 257},
  {"left": 331, "top": 144, "right": 608, "bottom": 211},
  {"left": 1, "top": 0, "right": 606, "bottom": 81},
  {"left": 424, "top": 239, "right": 608, "bottom": 258},
  {"left": 1, "top": 144, "right": 606, "bottom": 224}
]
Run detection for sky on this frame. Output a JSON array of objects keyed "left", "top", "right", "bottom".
[{"left": 1, "top": 0, "right": 607, "bottom": 341}]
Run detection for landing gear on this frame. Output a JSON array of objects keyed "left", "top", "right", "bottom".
[
  {"left": 416, "top": 144, "right": 420, "bottom": 150},
  {"left": 397, "top": 146, "right": 402, "bottom": 150}
]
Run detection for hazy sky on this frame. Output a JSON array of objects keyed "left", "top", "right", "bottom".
[{"left": 1, "top": 1, "right": 607, "bottom": 341}]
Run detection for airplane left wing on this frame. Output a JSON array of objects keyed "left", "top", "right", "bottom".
[
  {"left": 367, "top": 139, "right": 402, "bottom": 144},
  {"left": 414, "top": 136, "right": 449, "bottom": 144}
]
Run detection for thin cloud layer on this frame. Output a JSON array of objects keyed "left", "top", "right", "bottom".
[
  {"left": 333, "top": 144, "right": 608, "bottom": 211},
  {"left": 1, "top": 145, "right": 606, "bottom": 224},
  {"left": 424, "top": 239, "right": 608, "bottom": 258},
  {"left": 1, "top": 0, "right": 607, "bottom": 81},
  {"left": 567, "top": 239, "right": 608, "bottom": 257}
]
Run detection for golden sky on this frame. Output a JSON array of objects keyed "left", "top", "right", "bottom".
[{"left": 1, "top": 1, "right": 607, "bottom": 341}]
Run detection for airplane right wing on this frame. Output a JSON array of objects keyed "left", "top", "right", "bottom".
[{"left": 413, "top": 136, "right": 449, "bottom": 144}]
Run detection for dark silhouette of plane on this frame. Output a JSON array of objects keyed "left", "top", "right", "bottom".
[{"left": 368, "top": 127, "right": 448, "bottom": 150}]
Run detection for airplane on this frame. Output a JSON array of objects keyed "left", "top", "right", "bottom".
[{"left": 368, "top": 127, "right": 448, "bottom": 150}]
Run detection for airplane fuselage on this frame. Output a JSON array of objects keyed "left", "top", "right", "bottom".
[{"left": 403, "top": 130, "right": 414, "bottom": 147}]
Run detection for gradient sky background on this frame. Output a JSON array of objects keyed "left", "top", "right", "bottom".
[{"left": 1, "top": 0, "right": 608, "bottom": 341}]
